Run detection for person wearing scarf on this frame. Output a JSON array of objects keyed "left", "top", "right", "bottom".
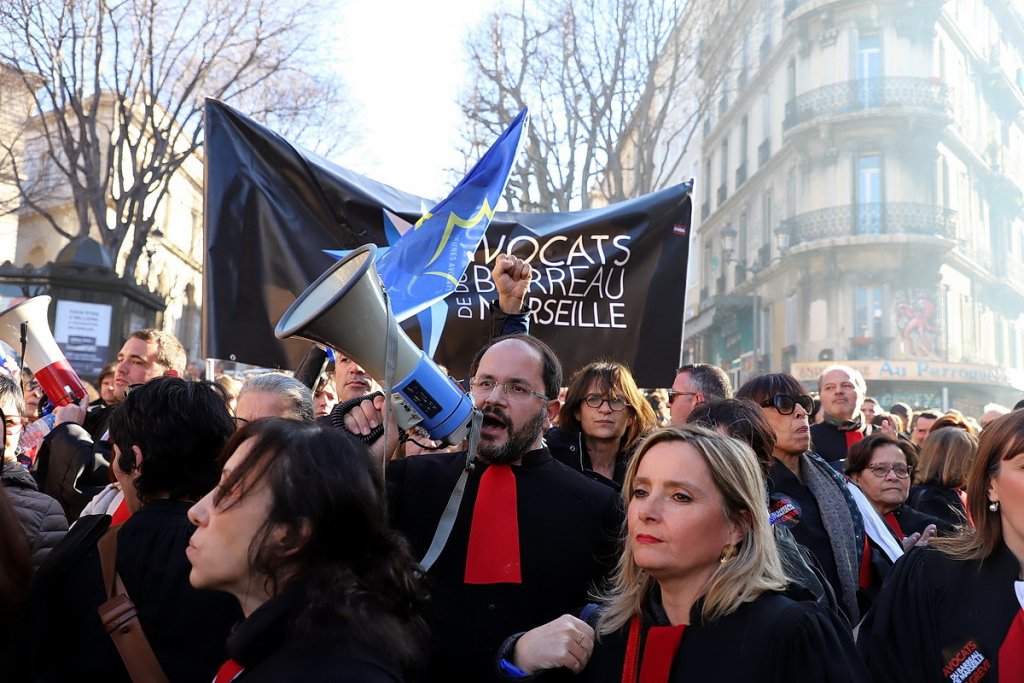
[
  {"left": 499, "top": 426, "right": 867, "bottom": 682},
  {"left": 809, "top": 365, "right": 873, "bottom": 466},
  {"left": 859, "top": 410, "right": 1024, "bottom": 681}
]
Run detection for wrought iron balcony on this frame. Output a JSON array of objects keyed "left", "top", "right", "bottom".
[
  {"left": 783, "top": 77, "right": 950, "bottom": 131},
  {"left": 779, "top": 203, "right": 957, "bottom": 247},
  {"left": 757, "top": 138, "right": 771, "bottom": 167},
  {"left": 735, "top": 162, "right": 748, "bottom": 188},
  {"left": 717, "top": 183, "right": 728, "bottom": 208}
]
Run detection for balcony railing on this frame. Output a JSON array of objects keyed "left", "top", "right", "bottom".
[
  {"left": 783, "top": 77, "right": 950, "bottom": 130},
  {"left": 779, "top": 203, "right": 957, "bottom": 247},
  {"left": 717, "top": 183, "right": 728, "bottom": 207},
  {"left": 701, "top": 200, "right": 710, "bottom": 220}
]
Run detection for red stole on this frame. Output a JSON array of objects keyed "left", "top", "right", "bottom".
[
  {"left": 464, "top": 464, "right": 521, "bottom": 584},
  {"left": 999, "top": 609, "right": 1024, "bottom": 682},
  {"left": 213, "top": 659, "right": 243, "bottom": 683},
  {"left": 621, "top": 614, "right": 686, "bottom": 683},
  {"left": 883, "top": 511, "right": 903, "bottom": 540},
  {"left": 845, "top": 429, "right": 864, "bottom": 451}
]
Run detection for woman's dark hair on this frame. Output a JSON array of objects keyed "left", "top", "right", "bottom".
[
  {"left": 687, "top": 398, "right": 775, "bottom": 479},
  {"left": 558, "top": 360, "right": 657, "bottom": 454},
  {"left": 0, "top": 484, "right": 30, "bottom": 634},
  {"left": 844, "top": 433, "right": 917, "bottom": 476},
  {"left": 735, "top": 373, "right": 806, "bottom": 406},
  {"left": 110, "top": 377, "right": 235, "bottom": 502},
  {"left": 215, "top": 419, "right": 426, "bottom": 672}
]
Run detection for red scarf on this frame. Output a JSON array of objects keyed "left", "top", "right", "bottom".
[
  {"left": 999, "top": 610, "right": 1024, "bottom": 682},
  {"left": 621, "top": 614, "right": 686, "bottom": 683},
  {"left": 464, "top": 464, "right": 521, "bottom": 584},
  {"left": 213, "top": 659, "right": 243, "bottom": 683}
]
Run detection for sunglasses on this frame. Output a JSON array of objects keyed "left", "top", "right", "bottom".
[{"left": 760, "top": 394, "right": 814, "bottom": 415}]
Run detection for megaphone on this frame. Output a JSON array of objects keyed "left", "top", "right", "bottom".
[
  {"left": 0, "top": 296, "right": 87, "bottom": 408},
  {"left": 275, "top": 244, "right": 476, "bottom": 446}
]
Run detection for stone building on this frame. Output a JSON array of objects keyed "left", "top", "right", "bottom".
[{"left": 682, "top": 0, "right": 1024, "bottom": 412}]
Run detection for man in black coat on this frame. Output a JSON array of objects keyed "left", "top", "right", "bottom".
[
  {"left": 29, "top": 377, "right": 241, "bottom": 682},
  {"left": 810, "top": 364, "right": 873, "bottom": 466},
  {"left": 346, "top": 334, "right": 622, "bottom": 681}
]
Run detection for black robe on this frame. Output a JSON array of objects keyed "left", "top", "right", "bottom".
[
  {"left": 579, "top": 588, "right": 868, "bottom": 682},
  {"left": 858, "top": 542, "right": 1021, "bottom": 682},
  {"left": 387, "top": 447, "right": 621, "bottom": 681},
  {"left": 221, "top": 583, "right": 404, "bottom": 682},
  {"left": 28, "top": 501, "right": 242, "bottom": 682}
]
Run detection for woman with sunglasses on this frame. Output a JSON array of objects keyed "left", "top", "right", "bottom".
[
  {"left": 858, "top": 410, "right": 1024, "bottom": 681},
  {"left": 736, "top": 373, "right": 865, "bottom": 625},
  {"left": 187, "top": 419, "right": 426, "bottom": 681},
  {"left": 548, "top": 361, "right": 657, "bottom": 489}
]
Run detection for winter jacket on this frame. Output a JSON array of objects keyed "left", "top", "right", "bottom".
[{"left": 2, "top": 458, "right": 68, "bottom": 571}]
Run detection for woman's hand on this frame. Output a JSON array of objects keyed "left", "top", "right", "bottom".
[
  {"left": 902, "top": 523, "right": 938, "bottom": 551},
  {"left": 512, "top": 614, "right": 595, "bottom": 675}
]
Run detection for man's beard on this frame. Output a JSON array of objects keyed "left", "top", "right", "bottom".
[{"left": 477, "top": 404, "right": 547, "bottom": 465}]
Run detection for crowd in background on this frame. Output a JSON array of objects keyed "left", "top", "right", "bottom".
[{"left": 2, "top": 257, "right": 1023, "bottom": 682}]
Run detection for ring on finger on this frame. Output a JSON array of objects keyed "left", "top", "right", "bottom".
[{"left": 576, "top": 633, "right": 585, "bottom": 646}]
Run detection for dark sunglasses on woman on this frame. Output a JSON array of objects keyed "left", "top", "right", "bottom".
[{"left": 760, "top": 393, "right": 814, "bottom": 415}]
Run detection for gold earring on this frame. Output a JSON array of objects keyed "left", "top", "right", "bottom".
[{"left": 719, "top": 544, "right": 739, "bottom": 564}]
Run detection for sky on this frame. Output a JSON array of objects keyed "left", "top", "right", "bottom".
[{"left": 328, "top": 0, "right": 499, "bottom": 202}]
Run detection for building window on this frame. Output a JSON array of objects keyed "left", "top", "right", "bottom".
[
  {"left": 785, "top": 293, "right": 798, "bottom": 346},
  {"left": 856, "top": 154, "right": 882, "bottom": 235},
  {"left": 854, "top": 287, "right": 883, "bottom": 338},
  {"left": 762, "top": 188, "right": 773, "bottom": 247},
  {"left": 857, "top": 34, "right": 882, "bottom": 107}
]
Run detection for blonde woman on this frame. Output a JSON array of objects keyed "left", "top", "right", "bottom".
[{"left": 502, "top": 425, "right": 866, "bottom": 681}]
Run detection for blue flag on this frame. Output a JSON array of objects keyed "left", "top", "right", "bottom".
[{"left": 375, "top": 109, "right": 528, "bottom": 321}]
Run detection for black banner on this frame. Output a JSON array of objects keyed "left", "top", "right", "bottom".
[{"left": 204, "top": 100, "right": 691, "bottom": 387}]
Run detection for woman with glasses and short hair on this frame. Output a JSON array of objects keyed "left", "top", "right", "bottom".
[
  {"left": 547, "top": 360, "right": 658, "bottom": 490},
  {"left": 844, "top": 434, "right": 941, "bottom": 606},
  {"left": 736, "top": 373, "right": 865, "bottom": 625}
]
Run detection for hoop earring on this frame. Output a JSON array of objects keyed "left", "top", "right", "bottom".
[
  {"left": 719, "top": 544, "right": 739, "bottom": 564},
  {"left": 989, "top": 501, "right": 1000, "bottom": 512}
]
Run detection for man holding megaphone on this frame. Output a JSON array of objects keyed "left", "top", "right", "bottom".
[
  {"left": 340, "top": 332, "right": 621, "bottom": 681},
  {"left": 34, "top": 329, "right": 186, "bottom": 520}
]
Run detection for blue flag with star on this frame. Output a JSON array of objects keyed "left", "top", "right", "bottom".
[{"left": 374, "top": 109, "right": 528, "bottom": 321}]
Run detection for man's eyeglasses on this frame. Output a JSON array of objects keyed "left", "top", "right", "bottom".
[
  {"left": 469, "top": 378, "right": 549, "bottom": 402},
  {"left": 866, "top": 463, "right": 912, "bottom": 479},
  {"left": 760, "top": 394, "right": 814, "bottom": 415},
  {"left": 667, "top": 390, "right": 699, "bottom": 403},
  {"left": 583, "top": 394, "right": 626, "bottom": 412}
]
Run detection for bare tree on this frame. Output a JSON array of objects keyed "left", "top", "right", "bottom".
[
  {"left": 460, "top": 0, "right": 722, "bottom": 211},
  {"left": 0, "top": 0, "right": 354, "bottom": 278}
]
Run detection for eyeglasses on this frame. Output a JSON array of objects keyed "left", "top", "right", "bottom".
[
  {"left": 760, "top": 394, "right": 814, "bottom": 415},
  {"left": 584, "top": 394, "right": 626, "bottom": 412},
  {"left": 866, "top": 463, "right": 912, "bottom": 479},
  {"left": 668, "top": 390, "right": 700, "bottom": 403},
  {"left": 469, "top": 378, "right": 549, "bottom": 402}
]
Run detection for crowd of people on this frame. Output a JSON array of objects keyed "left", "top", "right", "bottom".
[{"left": 1, "top": 254, "right": 1023, "bottom": 682}]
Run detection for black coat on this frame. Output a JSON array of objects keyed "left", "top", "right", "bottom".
[
  {"left": 1, "top": 459, "right": 67, "bottom": 571},
  {"left": 387, "top": 448, "right": 621, "bottom": 681},
  {"left": 809, "top": 421, "right": 870, "bottom": 465},
  {"left": 579, "top": 589, "right": 868, "bottom": 682},
  {"left": 545, "top": 427, "right": 627, "bottom": 490},
  {"left": 32, "top": 416, "right": 112, "bottom": 521},
  {"left": 858, "top": 542, "right": 1021, "bottom": 681},
  {"left": 222, "top": 584, "right": 405, "bottom": 682},
  {"left": 906, "top": 483, "right": 966, "bottom": 530},
  {"left": 29, "top": 501, "right": 242, "bottom": 682}
]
